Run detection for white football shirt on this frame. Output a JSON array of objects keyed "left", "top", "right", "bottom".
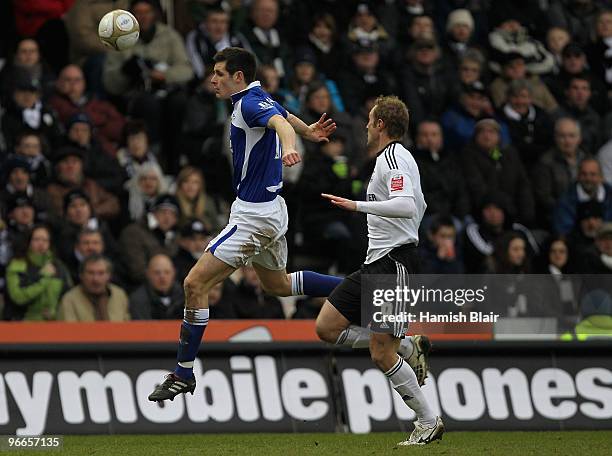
[{"left": 364, "top": 141, "right": 426, "bottom": 264}]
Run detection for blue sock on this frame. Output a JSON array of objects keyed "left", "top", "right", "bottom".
[
  {"left": 174, "top": 308, "right": 209, "bottom": 380},
  {"left": 290, "top": 271, "right": 342, "bottom": 296}
]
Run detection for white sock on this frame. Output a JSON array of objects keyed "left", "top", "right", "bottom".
[
  {"left": 335, "top": 325, "right": 370, "bottom": 349},
  {"left": 385, "top": 355, "right": 436, "bottom": 427},
  {"left": 397, "top": 335, "right": 415, "bottom": 358}
]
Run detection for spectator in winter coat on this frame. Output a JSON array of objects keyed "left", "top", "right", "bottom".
[
  {"left": 462, "top": 119, "right": 535, "bottom": 226},
  {"left": 129, "top": 254, "right": 184, "bottom": 319},
  {"left": 49, "top": 64, "right": 125, "bottom": 157}
]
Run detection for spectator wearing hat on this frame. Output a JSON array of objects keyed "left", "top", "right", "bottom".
[
  {"left": 498, "top": 79, "right": 554, "bottom": 165},
  {"left": 461, "top": 195, "right": 510, "bottom": 274},
  {"left": 553, "top": 158, "right": 612, "bottom": 234},
  {"left": 462, "top": 118, "right": 535, "bottom": 226},
  {"left": 54, "top": 188, "right": 119, "bottom": 268},
  {"left": 1, "top": 69, "right": 63, "bottom": 153},
  {"left": 64, "top": 112, "right": 127, "bottom": 194},
  {"left": 554, "top": 158, "right": 612, "bottom": 235},
  {"left": 337, "top": 39, "right": 396, "bottom": 115},
  {"left": 544, "top": 42, "right": 609, "bottom": 116},
  {"left": 49, "top": 64, "right": 126, "bottom": 157},
  {"left": 58, "top": 254, "right": 129, "bottom": 321},
  {"left": 489, "top": 52, "right": 558, "bottom": 113},
  {"left": 488, "top": 15, "right": 555, "bottom": 76},
  {"left": 5, "top": 224, "right": 72, "bottom": 321},
  {"left": 555, "top": 74, "right": 602, "bottom": 155},
  {"left": 392, "top": 1, "right": 433, "bottom": 45},
  {"left": 549, "top": 0, "right": 601, "bottom": 48},
  {"left": 442, "top": 9, "right": 480, "bottom": 70},
  {"left": 173, "top": 218, "right": 211, "bottom": 286},
  {"left": 185, "top": 6, "right": 249, "bottom": 82},
  {"left": 585, "top": 10, "right": 612, "bottom": 92},
  {"left": 346, "top": 3, "right": 393, "bottom": 62},
  {"left": 46, "top": 146, "right": 120, "bottom": 222},
  {"left": 412, "top": 120, "right": 470, "bottom": 222},
  {"left": 10, "top": 129, "right": 52, "bottom": 187},
  {"left": 399, "top": 37, "right": 452, "bottom": 132},
  {"left": 567, "top": 200, "right": 604, "bottom": 260},
  {"left": 129, "top": 253, "right": 184, "bottom": 319},
  {"left": 533, "top": 118, "right": 587, "bottom": 227},
  {"left": 1, "top": 193, "right": 38, "bottom": 269},
  {"left": 236, "top": 0, "right": 290, "bottom": 78},
  {"left": 440, "top": 81, "right": 510, "bottom": 151},
  {"left": 0, "top": 156, "right": 50, "bottom": 222},
  {"left": 278, "top": 46, "right": 345, "bottom": 115},
  {"left": 103, "top": 0, "right": 193, "bottom": 173},
  {"left": 119, "top": 193, "right": 180, "bottom": 286}
]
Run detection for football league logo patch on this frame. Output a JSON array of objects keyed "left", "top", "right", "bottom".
[{"left": 390, "top": 175, "right": 404, "bottom": 192}]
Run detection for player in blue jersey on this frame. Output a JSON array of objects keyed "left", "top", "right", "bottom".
[{"left": 149, "top": 47, "right": 343, "bottom": 401}]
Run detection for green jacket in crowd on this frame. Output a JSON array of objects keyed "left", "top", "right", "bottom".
[{"left": 6, "top": 251, "right": 71, "bottom": 321}]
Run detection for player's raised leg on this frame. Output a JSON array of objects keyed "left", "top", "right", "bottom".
[
  {"left": 148, "top": 251, "right": 235, "bottom": 402},
  {"left": 253, "top": 263, "right": 342, "bottom": 297}
]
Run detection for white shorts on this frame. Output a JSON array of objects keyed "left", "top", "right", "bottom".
[{"left": 206, "top": 196, "right": 288, "bottom": 270}]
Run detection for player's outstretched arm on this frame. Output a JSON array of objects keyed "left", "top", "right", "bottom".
[
  {"left": 268, "top": 114, "right": 301, "bottom": 166},
  {"left": 287, "top": 112, "right": 337, "bottom": 143},
  {"left": 322, "top": 193, "right": 417, "bottom": 219}
]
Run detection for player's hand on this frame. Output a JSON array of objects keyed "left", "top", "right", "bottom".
[
  {"left": 305, "top": 113, "right": 337, "bottom": 143},
  {"left": 282, "top": 148, "right": 301, "bottom": 167},
  {"left": 321, "top": 193, "right": 357, "bottom": 211}
]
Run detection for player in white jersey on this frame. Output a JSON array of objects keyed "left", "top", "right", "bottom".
[{"left": 317, "top": 96, "right": 445, "bottom": 445}]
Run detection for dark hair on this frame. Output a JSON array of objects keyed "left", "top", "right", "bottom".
[
  {"left": 429, "top": 214, "right": 455, "bottom": 234},
  {"left": 14, "top": 224, "right": 52, "bottom": 261},
  {"left": 79, "top": 253, "right": 113, "bottom": 275},
  {"left": 372, "top": 95, "right": 410, "bottom": 140},
  {"left": 213, "top": 47, "right": 257, "bottom": 84},
  {"left": 566, "top": 73, "right": 591, "bottom": 89},
  {"left": 77, "top": 227, "right": 103, "bottom": 243},
  {"left": 538, "top": 234, "right": 570, "bottom": 273},
  {"left": 492, "top": 231, "right": 529, "bottom": 274},
  {"left": 122, "top": 119, "right": 148, "bottom": 145}
]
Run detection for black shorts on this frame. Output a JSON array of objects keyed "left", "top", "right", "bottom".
[{"left": 328, "top": 244, "right": 420, "bottom": 335}]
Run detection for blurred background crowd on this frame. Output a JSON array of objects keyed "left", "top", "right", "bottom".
[{"left": 1, "top": 0, "right": 612, "bottom": 333}]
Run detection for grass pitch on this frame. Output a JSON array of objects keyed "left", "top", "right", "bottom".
[{"left": 6, "top": 431, "right": 612, "bottom": 456}]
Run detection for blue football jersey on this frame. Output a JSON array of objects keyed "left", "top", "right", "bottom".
[{"left": 229, "top": 81, "right": 288, "bottom": 203}]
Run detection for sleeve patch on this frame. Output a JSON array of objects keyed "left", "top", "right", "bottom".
[{"left": 390, "top": 175, "right": 404, "bottom": 192}]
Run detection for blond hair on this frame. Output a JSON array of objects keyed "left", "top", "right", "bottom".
[{"left": 372, "top": 95, "right": 410, "bottom": 140}]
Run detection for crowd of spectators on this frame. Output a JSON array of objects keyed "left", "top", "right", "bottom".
[{"left": 1, "top": 0, "right": 612, "bottom": 329}]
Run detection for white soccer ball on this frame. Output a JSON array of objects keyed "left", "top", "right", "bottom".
[{"left": 98, "top": 9, "right": 140, "bottom": 51}]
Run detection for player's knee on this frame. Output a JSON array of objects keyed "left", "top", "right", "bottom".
[
  {"left": 260, "top": 274, "right": 291, "bottom": 297},
  {"left": 184, "top": 269, "right": 212, "bottom": 296},
  {"left": 315, "top": 320, "right": 339, "bottom": 343}
]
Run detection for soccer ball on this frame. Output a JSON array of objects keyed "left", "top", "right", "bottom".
[{"left": 98, "top": 9, "right": 140, "bottom": 51}]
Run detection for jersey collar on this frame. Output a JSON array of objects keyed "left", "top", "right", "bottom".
[
  {"left": 376, "top": 140, "right": 402, "bottom": 157},
  {"left": 231, "top": 80, "right": 262, "bottom": 104}
]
